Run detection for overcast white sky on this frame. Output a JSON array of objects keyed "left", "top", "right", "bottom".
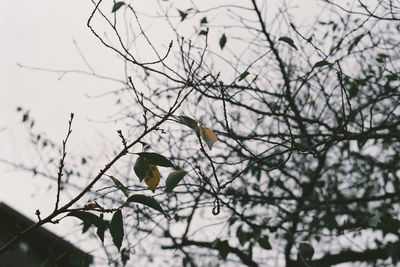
[{"left": 0, "top": 0, "right": 127, "bottom": 259}]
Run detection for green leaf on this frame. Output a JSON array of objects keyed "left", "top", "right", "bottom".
[
  {"left": 238, "top": 71, "right": 250, "bottom": 81},
  {"left": 165, "top": 170, "right": 188, "bottom": 192},
  {"left": 108, "top": 175, "right": 129, "bottom": 197},
  {"left": 133, "top": 156, "right": 149, "bottom": 182},
  {"left": 136, "top": 152, "right": 174, "bottom": 167},
  {"left": 278, "top": 36, "right": 298, "bottom": 50},
  {"left": 200, "top": 17, "right": 208, "bottom": 24},
  {"left": 178, "top": 9, "right": 188, "bottom": 21},
  {"left": 252, "top": 227, "right": 262, "bottom": 241},
  {"left": 258, "top": 236, "right": 272, "bottom": 250},
  {"left": 314, "top": 60, "right": 330, "bottom": 68},
  {"left": 127, "top": 194, "right": 166, "bottom": 215},
  {"left": 179, "top": 115, "right": 199, "bottom": 131},
  {"left": 236, "top": 226, "right": 250, "bottom": 246},
  {"left": 298, "top": 243, "right": 314, "bottom": 260},
  {"left": 348, "top": 34, "right": 364, "bottom": 54},
  {"left": 96, "top": 215, "right": 109, "bottom": 243},
  {"left": 219, "top": 33, "right": 227, "bottom": 50},
  {"left": 213, "top": 239, "right": 230, "bottom": 260},
  {"left": 112, "top": 2, "right": 125, "bottom": 13},
  {"left": 110, "top": 210, "right": 124, "bottom": 251}
]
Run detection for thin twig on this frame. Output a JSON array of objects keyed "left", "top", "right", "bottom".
[{"left": 54, "top": 113, "right": 74, "bottom": 211}]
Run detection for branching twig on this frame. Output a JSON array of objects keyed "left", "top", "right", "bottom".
[{"left": 54, "top": 113, "right": 74, "bottom": 211}]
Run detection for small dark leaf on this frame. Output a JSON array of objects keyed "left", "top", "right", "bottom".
[
  {"left": 110, "top": 210, "right": 124, "bottom": 251},
  {"left": 109, "top": 175, "right": 129, "bottom": 197},
  {"left": 313, "top": 60, "right": 330, "bottom": 68},
  {"left": 348, "top": 82, "right": 359, "bottom": 99},
  {"left": 252, "top": 227, "right": 262, "bottom": 241},
  {"left": 200, "top": 17, "right": 208, "bottom": 24},
  {"left": 112, "top": 2, "right": 125, "bottom": 13},
  {"left": 348, "top": 34, "right": 364, "bottom": 54},
  {"left": 236, "top": 226, "right": 250, "bottom": 246},
  {"left": 136, "top": 152, "right": 174, "bottom": 167},
  {"left": 258, "top": 235, "right": 272, "bottom": 250},
  {"left": 165, "top": 170, "right": 188, "bottom": 192},
  {"left": 238, "top": 71, "right": 250, "bottom": 81},
  {"left": 133, "top": 156, "right": 149, "bottom": 182},
  {"left": 179, "top": 115, "right": 199, "bottom": 131},
  {"left": 22, "top": 112, "right": 29, "bottom": 122},
  {"left": 213, "top": 239, "right": 230, "bottom": 260},
  {"left": 278, "top": 36, "right": 298, "bottom": 50},
  {"left": 298, "top": 243, "right": 314, "bottom": 261},
  {"left": 219, "top": 33, "right": 227, "bottom": 50},
  {"left": 178, "top": 9, "right": 188, "bottom": 21},
  {"left": 199, "top": 29, "right": 208, "bottom": 36},
  {"left": 126, "top": 194, "right": 167, "bottom": 216}
]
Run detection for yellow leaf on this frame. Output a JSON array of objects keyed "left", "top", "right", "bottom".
[
  {"left": 144, "top": 164, "right": 160, "bottom": 192},
  {"left": 199, "top": 125, "right": 217, "bottom": 150}
]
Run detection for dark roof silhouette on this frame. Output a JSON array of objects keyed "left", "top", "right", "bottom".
[{"left": 0, "top": 202, "right": 92, "bottom": 266}]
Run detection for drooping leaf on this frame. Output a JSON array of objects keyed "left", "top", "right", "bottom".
[
  {"left": 136, "top": 152, "right": 174, "bottom": 167},
  {"left": 144, "top": 164, "right": 161, "bottom": 192},
  {"left": 199, "top": 125, "right": 218, "bottom": 150},
  {"left": 96, "top": 218, "right": 109, "bottom": 243},
  {"left": 165, "top": 170, "right": 188, "bottom": 192},
  {"left": 108, "top": 175, "right": 129, "bottom": 197},
  {"left": 200, "top": 17, "right": 208, "bottom": 24},
  {"left": 177, "top": 9, "right": 188, "bottom": 21},
  {"left": 348, "top": 34, "right": 364, "bottom": 54},
  {"left": 133, "top": 156, "right": 149, "bottom": 182},
  {"left": 67, "top": 211, "right": 104, "bottom": 228},
  {"left": 219, "top": 33, "right": 227, "bottom": 50},
  {"left": 67, "top": 211, "right": 107, "bottom": 242},
  {"left": 179, "top": 115, "right": 199, "bottom": 131},
  {"left": 238, "top": 71, "right": 250, "bottom": 81},
  {"left": 112, "top": 2, "right": 125, "bottom": 13},
  {"left": 278, "top": 36, "right": 298, "bottom": 50},
  {"left": 313, "top": 60, "right": 330, "bottom": 68},
  {"left": 126, "top": 194, "right": 165, "bottom": 215},
  {"left": 110, "top": 210, "right": 124, "bottom": 251},
  {"left": 258, "top": 235, "right": 272, "bottom": 250}
]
